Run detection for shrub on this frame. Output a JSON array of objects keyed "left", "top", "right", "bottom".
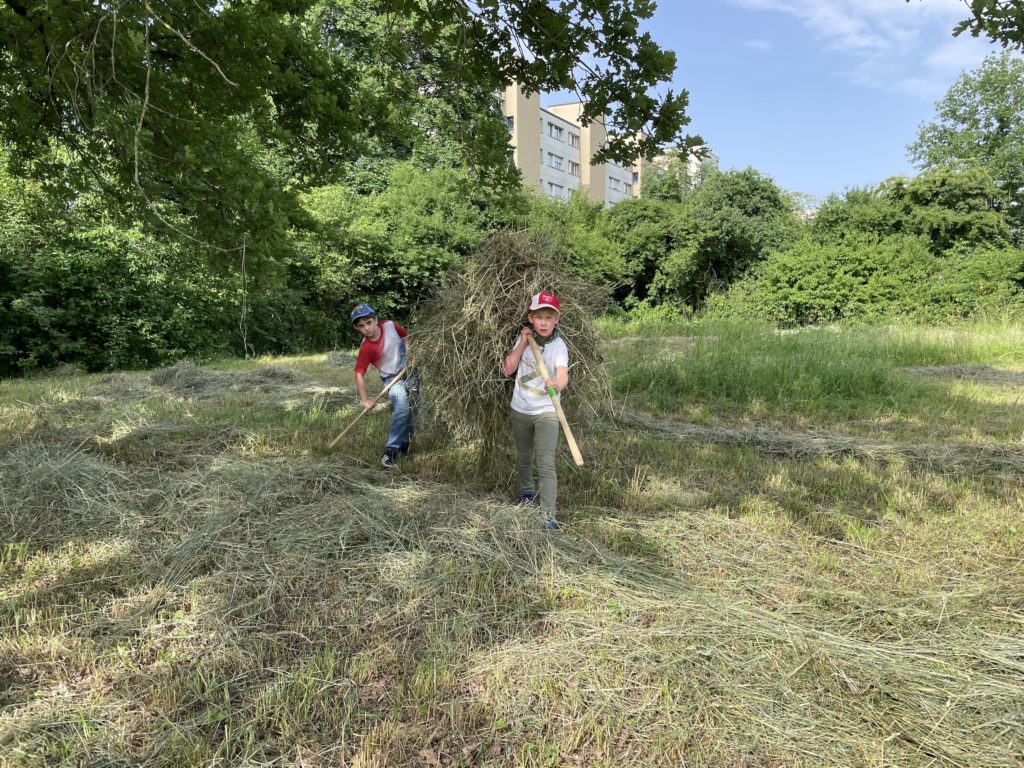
[{"left": 711, "top": 234, "right": 1024, "bottom": 326}]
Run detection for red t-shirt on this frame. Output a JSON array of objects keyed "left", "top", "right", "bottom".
[{"left": 354, "top": 320, "right": 407, "bottom": 375}]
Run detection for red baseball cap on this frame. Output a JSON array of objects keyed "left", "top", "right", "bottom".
[{"left": 529, "top": 291, "right": 560, "bottom": 312}]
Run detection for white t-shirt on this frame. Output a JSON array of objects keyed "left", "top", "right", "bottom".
[{"left": 511, "top": 335, "right": 569, "bottom": 415}]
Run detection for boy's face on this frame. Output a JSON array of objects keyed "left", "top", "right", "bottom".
[
  {"left": 528, "top": 308, "right": 560, "bottom": 339},
  {"left": 354, "top": 315, "right": 381, "bottom": 340}
]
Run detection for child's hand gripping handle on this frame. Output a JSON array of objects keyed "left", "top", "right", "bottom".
[{"left": 526, "top": 335, "right": 584, "bottom": 467}]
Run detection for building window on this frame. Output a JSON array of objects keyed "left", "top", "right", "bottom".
[
  {"left": 625, "top": 183, "right": 634, "bottom": 195},
  {"left": 547, "top": 182, "right": 564, "bottom": 199},
  {"left": 568, "top": 133, "right": 580, "bottom": 148},
  {"left": 568, "top": 160, "right": 580, "bottom": 177},
  {"left": 547, "top": 122, "right": 564, "bottom": 140},
  {"left": 547, "top": 152, "right": 563, "bottom": 170},
  {"left": 505, "top": 116, "right": 514, "bottom": 132},
  {"left": 608, "top": 177, "right": 622, "bottom": 191}
]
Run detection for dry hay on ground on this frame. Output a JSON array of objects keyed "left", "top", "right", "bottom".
[
  {"left": 325, "top": 350, "right": 357, "bottom": 368},
  {"left": 0, "top": 441, "right": 145, "bottom": 546},
  {"left": 622, "top": 412, "right": 1024, "bottom": 478},
  {"left": 605, "top": 335, "right": 718, "bottom": 349},
  {"left": 150, "top": 361, "right": 311, "bottom": 398},
  {"left": 411, "top": 229, "right": 610, "bottom": 461},
  {"left": 901, "top": 364, "right": 1024, "bottom": 388},
  {"left": 3, "top": 452, "right": 1021, "bottom": 765}
]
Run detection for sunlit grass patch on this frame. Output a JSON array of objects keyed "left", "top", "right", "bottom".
[{"left": 2, "top": 326, "right": 1022, "bottom": 766}]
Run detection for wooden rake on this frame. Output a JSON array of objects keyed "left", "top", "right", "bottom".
[{"left": 327, "top": 366, "right": 408, "bottom": 449}]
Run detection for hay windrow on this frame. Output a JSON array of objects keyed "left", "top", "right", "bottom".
[
  {"left": 150, "top": 362, "right": 311, "bottom": 398},
  {"left": 622, "top": 411, "right": 1024, "bottom": 478},
  {"left": 0, "top": 443, "right": 145, "bottom": 546},
  {"left": 411, "top": 229, "right": 610, "bottom": 462},
  {"left": 901, "top": 364, "right": 1024, "bottom": 388}
]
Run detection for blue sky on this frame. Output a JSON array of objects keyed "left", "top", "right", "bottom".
[{"left": 548, "top": 0, "right": 1004, "bottom": 202}]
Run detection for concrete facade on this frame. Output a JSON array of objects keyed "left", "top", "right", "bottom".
[{"left": 501, "top": 84, "right": 639, "bottom": 205}]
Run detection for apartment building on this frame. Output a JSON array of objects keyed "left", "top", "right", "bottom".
[{"left": 501, "top": 84, "right": 638, "bottom": 205}]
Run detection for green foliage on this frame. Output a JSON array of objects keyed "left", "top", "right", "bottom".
[
  {"left": 652, "top": 168, "right": 801, "bottom": 308},
  {"left": 378, "top": 0, "right": 697, "bottom": 166},
  {"left": 812, "top": 167, "right": 1012, "bottom": 252},
  {"left": 639, "top": 149, "right": 714, "bottom": 203},
  {"left": 908, "top": 52, "right": 1024, "bottom": 235},
  {"left": 601, "top": 198, "right": 683, "bottom": 305},
  {"left": 300, "top": 162, "right": 495, "bottom": 322},
  {"left": 711, "top": 233, "right": 1024, "bottom": 326},
  {"left": 811, "top": 188, "right": 906, "bottom": 243},
  {"left": 1, "top": 221, "right": 235, "bottom": 375},
  {"left": 912, "top": 0, "right": 1024, "bottom": 51},
  {"left": 0, "top": 0, "right": 693, "bottom": 259},
  {"left": 0, "top": 158, "right": 341, "bottom": 375},
  {"left": 0, "top": 0, "right": 366, "bottom": 257},
  {"left": 521, "top": 192, "right": 624, "bottom": 285}
]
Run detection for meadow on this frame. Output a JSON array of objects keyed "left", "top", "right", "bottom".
[{"left": 2, "top": 319, "right": 1022, "bottom": 767}]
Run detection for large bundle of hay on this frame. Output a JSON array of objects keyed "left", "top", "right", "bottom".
[{"left": 411, "top": 229, "right": 610, "bottom": 464}]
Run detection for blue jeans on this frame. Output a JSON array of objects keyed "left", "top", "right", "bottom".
[{"left": 381, "top": 370, "right": 417, "bottom": 451}]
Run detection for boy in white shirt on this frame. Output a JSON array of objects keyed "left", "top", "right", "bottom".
[{"left": 502, "top": 292, "right": 569, "bottom": 529}]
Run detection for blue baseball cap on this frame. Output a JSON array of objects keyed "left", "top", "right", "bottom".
[{"left": 349, "top": 303, "right": 376, "bottom": 324}]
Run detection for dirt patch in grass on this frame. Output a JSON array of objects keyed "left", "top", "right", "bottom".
[{"left": 901, "top": 364, "right": 1024, "bottom": 388}]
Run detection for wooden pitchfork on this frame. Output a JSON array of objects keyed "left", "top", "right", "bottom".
[
  {"left": 328, "top": 366, "right": 408, "bottom": 449},
  {"left": 526, "top": 335, "right": 584, "bottom": 466}
]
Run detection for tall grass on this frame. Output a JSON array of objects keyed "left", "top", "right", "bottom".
[{"left": 604, "top": 318, "right": 1024, "bottom": 426}]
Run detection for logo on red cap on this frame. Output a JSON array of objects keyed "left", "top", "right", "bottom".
[{"left": 529, "top": 292, "right": 560, "bottom": 312}]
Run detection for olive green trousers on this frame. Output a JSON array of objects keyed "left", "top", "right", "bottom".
[{"left": 510, "top": 409, "right": 560, "bottom": 515}]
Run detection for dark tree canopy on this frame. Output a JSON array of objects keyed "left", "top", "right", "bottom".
[{"left": 0, "top": 0, "right": 693, "bottom": 253}]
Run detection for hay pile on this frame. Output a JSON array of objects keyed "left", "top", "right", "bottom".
[
  {"left": 411, "top": 229, "right": 610, "bottom": 461},
  {"left": 151, "top": 362, "right": 311, "bottom": 398}
]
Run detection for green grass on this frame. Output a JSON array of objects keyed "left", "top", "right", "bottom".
[
  {"left": 603, "top": 319, "right": 1024, "bottom": 442},
  {"left": 1, "top": 325, "right": 1022, "bottom": 766}
]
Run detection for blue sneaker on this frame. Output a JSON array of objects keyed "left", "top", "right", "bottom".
[
  {"left": 542, "top": 517, "right": 560, "bottom": 530},
  {"left": 517, "top": 491, "right": 539, "bottom": 507}
]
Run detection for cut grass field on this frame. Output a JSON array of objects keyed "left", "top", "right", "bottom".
[{"left": 2, "top": 320, "right": 1022, "bottom": 767}]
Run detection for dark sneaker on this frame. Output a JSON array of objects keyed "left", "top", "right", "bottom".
[
  {"left": 382, "top": 449, "right": 399, "bottom": 468},
  {"left": 399, "top": 443, "right": 410, "bottom": 456},
  {"left": 517, "top": 491, "right": 538, "bottom": 507},
  {"left": 542, "top": 517, "right": 560, "bottom": 530}
]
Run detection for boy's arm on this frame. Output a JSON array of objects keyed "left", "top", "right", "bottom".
[
  {"left": 502, "top": 327, "right": 532, "bottom": 377},
  {"left": 355, "top": 371, "right": 374, "bottom": 410},
  {"left": 549, "top": 365, "right": 569, "bottom": 393}
]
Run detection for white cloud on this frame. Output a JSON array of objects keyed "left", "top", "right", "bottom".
[{"left": 730, "top": 0, "right": 998, "bottom": 99}]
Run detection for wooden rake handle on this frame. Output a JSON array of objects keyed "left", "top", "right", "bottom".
[
  {"left": 526, "top": 335, "right": 584, "bottom": 466},
  {"left": 327, "top": 366, "right": 408, "bottom": 450}
]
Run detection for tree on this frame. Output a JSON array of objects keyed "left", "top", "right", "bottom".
[
  {"left": 652, "top": 168, "right": 800, "bottom": 308},
  {"left": 911, "top": 0, "right": 1024, "bottom": 50},
  {"left": 908, "top": 52, "right": 1024, "bottom": 233},
  {"left": 602, "top": 198, "right": 683, "bottom": 305},
  {"left": 639, "top": 147, "right": 715, "bottom": 203},
  {"left": 523, "top": 191, "right": 624, "bottom": 286},
  {"left": 812, "top": 168, "right": 1012, "bottom": 253},
  {"left": 0, "top": 0, "right": 694, "bottom": 255}
]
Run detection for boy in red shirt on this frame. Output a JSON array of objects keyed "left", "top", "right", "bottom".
[{"left": 350, "top": 303, "right": 415, "bottom": 467}]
